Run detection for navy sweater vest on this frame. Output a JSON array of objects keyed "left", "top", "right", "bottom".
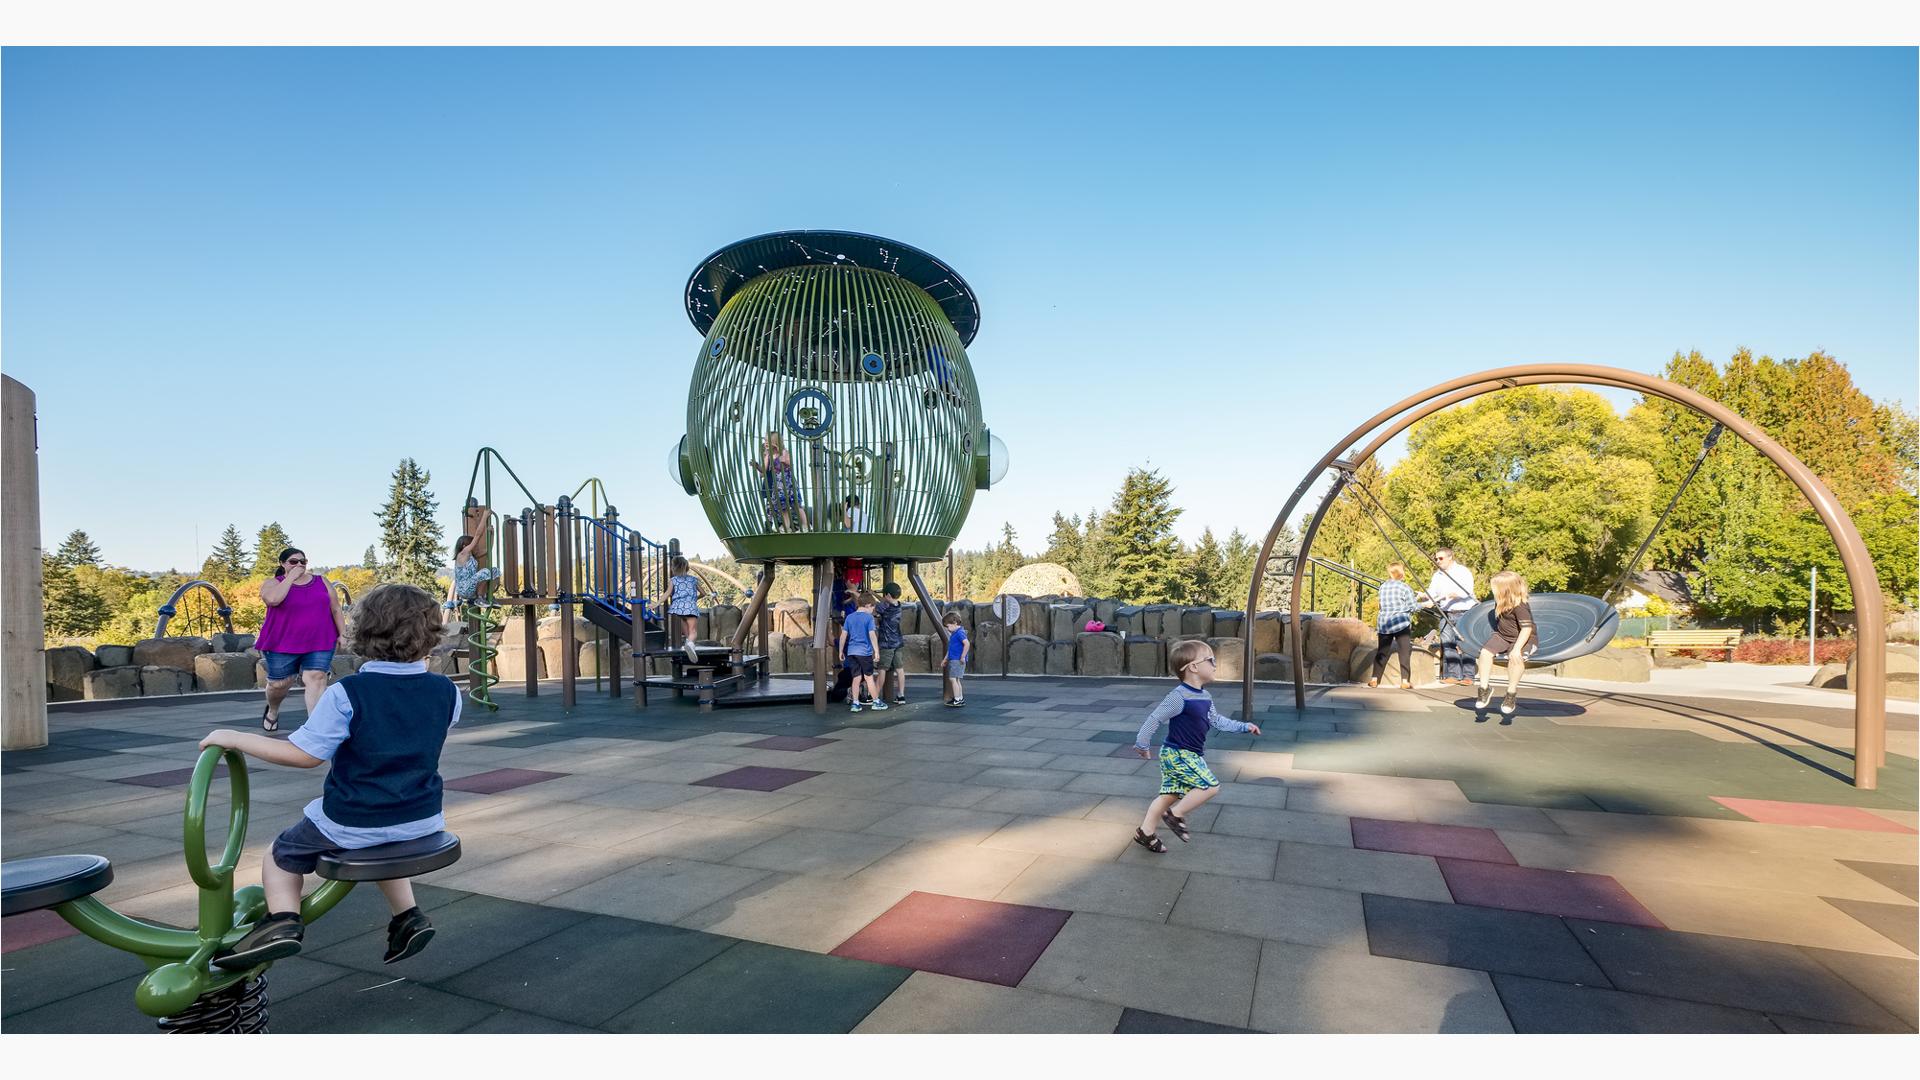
[{"left": 321, "top": 671, "right": 457, "bottom": 828}]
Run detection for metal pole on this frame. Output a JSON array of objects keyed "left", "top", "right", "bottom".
[
  {"left": 557, "top": 497, "right": 576, "bottom": 710},
  {"left": 945, "top": 550, "right": 956, "bottom": 601},
  {"left": 1809, "top": 566, "right": 1817, "bottom": 667},
  {"left": 812, "top": 559, "right": 831, "bottom": 715}
]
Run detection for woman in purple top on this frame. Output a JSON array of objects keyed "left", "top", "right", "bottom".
[{"left": 256, "top": 546, "right": 349, "bottom": 732}]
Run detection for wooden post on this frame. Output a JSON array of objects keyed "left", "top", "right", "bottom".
[
  {"left": 2, "top": 376, "right": 47, "bottom": 750},
  {"left": 558, "top": 498, "right": 576, "bottom": 710},
  {"left": 758, "top": 563, "right": 773, "bottom": 682}
]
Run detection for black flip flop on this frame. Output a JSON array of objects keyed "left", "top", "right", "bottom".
[{"left": 261, "top": 704, "right": 278, "bottom": 733}]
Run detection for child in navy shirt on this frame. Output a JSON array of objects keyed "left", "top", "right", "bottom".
[
  {"left": 201, "top": 583, "right": 459, "bottom": 969},
  {"left": 1131, "top": 639, "right": 1261, "bottom": 853},
  {"left": 943, "top": 611, "right": 970, "bottom": 707}
]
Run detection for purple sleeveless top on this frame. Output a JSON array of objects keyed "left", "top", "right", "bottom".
[{"left": 256, "top": 576, "right": 339, "bottom": 654}]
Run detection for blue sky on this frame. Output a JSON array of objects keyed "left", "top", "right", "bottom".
[{"left": 5, "top": 47, "right": 1915, "bottom": 572}]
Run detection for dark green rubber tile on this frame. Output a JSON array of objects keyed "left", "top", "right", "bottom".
[
  {"left": 1571, "top": 920, "right": 1909, "bottom": 1028},
  {"left": 268, "top": 974, "right": 499, "bottom": 1034},
  {"left": 604, "top": 940, "right": 910, "bottom": 1033},
  {"left": 1362, "top": 894, "right": 1610, "bottom": 986},
  {"left": 1492, "top": 973, "right": 1776, "bottom": 1033},
  {"left": 437, "top": 915, "right": 734, "bottom": 1026},
  {"left": 304, "top": 892, "right": 593, "bottom": 981},
  {"left": 291, "top": 879, "right": 467, "bottom": 953},
  {"left": 1798, "top": 946, "right": 1919, "bottom": 1031},
  {"left": 459, "top": 1008, "right": 602, "bottom": 1033},
  {"left": 2, "top": 974, "right": 167, "bottom": 1032},
  {"left": 1114, "top": 1007, "right": 1256, "bottom": 1033}
]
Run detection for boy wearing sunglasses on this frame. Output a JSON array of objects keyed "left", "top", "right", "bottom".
[{"left": 1130, "top": 640, "right": 1261, "bottom": 853}]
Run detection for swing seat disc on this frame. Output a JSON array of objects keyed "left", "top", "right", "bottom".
[{"left": 1453, "top": 593, "right": 1620, "bottom": 665}]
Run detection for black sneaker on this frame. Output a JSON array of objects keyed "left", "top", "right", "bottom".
[
  {"left": 891, "top": 697, "right": 907, "bottom": 705},
  {"left": 1500, "top": 692, "right": 1518, "bottom": 716},
  {"left": 384, "top": 907, "right": 435, "bottom": 964},
  {"left": 215, "top": 911, "right": 304, "bottom": 970}
]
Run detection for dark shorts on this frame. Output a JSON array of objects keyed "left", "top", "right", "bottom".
[
  {"left": 271, "top": 817, "right": 352, "bottom": 875},
  {"left": 264, "top": 649, "right": 335, "bottom": 681},
  {"left": 844, "top": 654, "right": 874, "bottom": 677},
  {"left": 876, "top": 646, "right": 904, "bottom": 671}
]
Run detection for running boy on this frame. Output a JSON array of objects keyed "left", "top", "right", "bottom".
[
  {"left": 200, "top": 583, "right": 459, "bottom": 969},
  {"left": 668, "top": 556, "right": 711, "bottom": 661},
  {"left": 942, "top": 611, "right": 969, "bottom": 707},
  {"left": 875, "top": 582, "right": 908, "bottom": 704},
  {"left": 1131, "top": 639, "right": 1261, "bottom": 853},
  {"left": 839, "top": 591, "right": 887, "bottom": 713}
]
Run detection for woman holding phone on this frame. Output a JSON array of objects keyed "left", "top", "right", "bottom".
[{"left": 255, "top": 547, "right": 349, "bottom": 732}]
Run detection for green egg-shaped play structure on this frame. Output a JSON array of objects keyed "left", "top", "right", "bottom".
[{"left": 675, "top": 230, "right": 1005, "bottom": 562}]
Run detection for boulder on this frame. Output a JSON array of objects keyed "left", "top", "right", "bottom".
[
  {"left": 1211, "top": 611, "right": 1245, "bottom": 639},
  {"left": 206, "top": 632, "right": 250, "bottom": 652},
  {"left": 1651, "top": 652, "right": 1706, "bottom": 669},
  {"left": 901, "top": 634, "right": 937, "bottom": 674},
  {"left": 1077, "top": 632, "right": 1124, "bottom": 676},
  {"left": 1809, "top": 662, "right": 1848, "bottom": 689},
  {"left": 973, "top": 619, "right": 1006, "bottom": 675},
  {"left": 1126, "top": 637, "right": 1167, "bottom": 678},
  {"left": 785, "top": 637, "right": 815, "bottom": 674},
  {"left": 765, "top": 632, "right": 790, "bottom": 673},
  {"left": 427, "top": 642, "right": 465, "bottom": 676},
  {"left": 1251, "top": 611, "right": 1285, "bottom": 655},
  {"left": 1303, "top": 618, "right": 1372, "bottom": 666},
  {"left": 1209, "top": 636, "right": 1247, "bottom": 681},
  {"left": 944, "top": 601, "right": 977, "bottom": 638},
  {"left": 1015, "top": 601, "right": 1051, "bottom": 640},
  {"left": 133, "top": 636, "right": 212, "bottom": 672},
  {"left": 1007, "top": 634, "right": 1047, "bottom": 675},
  {"left": 1045, "top": 641, "right": 1077, "bottom": 676},
  {"left": 1094, "top": 599, "right": 1122, "bottom": 625},
  {"left": 1887, "top": 613, "right": 1919, "bottom": 639},
  {"left": 569, "top": 638, "right": 612, "bottom": 678},
  {"left": 140, "top": 666, "right": 193, "bottom": 696},
  {"left": 1142, "top": 605, "right": 1179, "bottom": 638},
  {"left": 496, "top": 642, "right": 547, "bottom": 682},
  {"left": 1348, "top": 641, "right": 1439, "bottom": 685},
  {"left": 537, "top": 615, "right": 595, "bottom": 643},
  {"left": 1180, "top": 607, "right": 1214, "bottom": 638},
  {"left": 1553, "top": 648, "right": 1653, "bottom": 683},
  {"left": 45, "top": 646, "right": 95, "bottom": 702},
  {"left": 194, "top": 652, "right": 257, "bottom": 692},
  {"left": 96, "top": 644, "right": 136, "bottom": 668},
  {"left": 1846, "top": 643, "right": 1920, "bottom": 699},
  {"left": 898, "top": 603, "right": 922, "bottom": 636},
  {"left": 330, "top": 652, "right": 363, "bottom": 679},
  {"left": 1050, "top": 604, "right": 1089, "bottom": 643},
  {"left": 1114, "top": 605, "right": 1146, "bottom": 636},
  {"left": 1254, "top": 653, "right": 1293, "bottom": 682},
  {"left": 84, "top": 665, "right": 143, "bottom": 700},
  {"left": 772, "top": 599, "right": 813, "bottom": 639},
  {"left": 1308, "top": 658, "right": 1347, "bottom": 685},
  {"left": 710, "top": 603, "right": 743, "bottom": 643}
]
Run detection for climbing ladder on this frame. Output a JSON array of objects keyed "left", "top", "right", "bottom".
[{"left": 459, "top": 601, "right": 502, "bottom": 711}]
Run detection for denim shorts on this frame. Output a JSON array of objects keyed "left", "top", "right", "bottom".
[
  {"left": 264, "top": 649, "right": 335, "bottom": 681},
  {"left": 946, "top": 660, "right": 966, "bottom": 680}
]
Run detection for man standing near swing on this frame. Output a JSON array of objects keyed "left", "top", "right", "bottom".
[{"left": 1418, "top": 548, "right": 1478, "bottom": 685}]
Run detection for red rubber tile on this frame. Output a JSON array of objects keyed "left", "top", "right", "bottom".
[
  {"left": 1710, "top": 797, "right": 1916, "bottom": 834},
  {"left": 1437, "top": 858, "right": 1665, "bottom": 928},
  {"left": 443, "top": 768, "right": 569, "bottom": 794},
  {"left": 692, "top": 766, "right": 820, "bottom": 792},
  {"left": 831, "top": 891, "right": 1072, "bottom": 987},
  {"left": 2, "top": 909, "right": 81, "bottom": 953},
  {"left": 1351, "top": 817, "right": 1515, "bottom": 864},
  {"left": 114, "top": 765, "right": 226, "bottom": 788},
  {"left": 742, "top": 735, "right": 839, "bottom": 752}
]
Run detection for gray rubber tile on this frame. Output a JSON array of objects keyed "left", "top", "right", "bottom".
[
  {"left": 1492, "top": 973, "right": 1776, "bottom": 1033},
  {"left": 0, "top": 929, "right": 151, "bottom": 1017},
  {"left": 268, "top": 974, "right": 499, "bottom": 1034},
  {"left": 303, "top": 892, "right": 591, "bottom": 981},
  {"left": 604, "top": 940, "right": 910, "bottom": 1033},
  {"left": 1114, "top": 1007, "right": 1256, "bottom": 1033},
  {"left": 1838, "top": 859, "right": 1920, "bottom": 902},
  {"left": 1820, "top": 896, "right": 1919, "bottom": 955},
  {"left": 437, "top": 915, "right": 735, "bottom": 1026},
  {"left": 1798, "top": 945, "right": 1920, "bottom": 1031},
  {"left": 1362, "top": 893, "right": 1611, "bottom": 985}
]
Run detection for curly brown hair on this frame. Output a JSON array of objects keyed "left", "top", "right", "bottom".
[{"left": 350, "top": 583, "right": 442, "bottom": 663}]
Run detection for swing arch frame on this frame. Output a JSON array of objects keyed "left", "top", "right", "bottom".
[{"left": 1240, "top": 364, "right": 1888, "bottom": 790}]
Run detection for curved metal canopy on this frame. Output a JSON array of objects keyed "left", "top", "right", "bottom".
[
  {"left": 684, "top": 230, "right": 981, "bottom": 346},
  {"left": 1451, "top": 593, "right": 1621, "bottom": 665}
]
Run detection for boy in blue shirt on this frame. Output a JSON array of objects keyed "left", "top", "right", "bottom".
[
  {"left": 1131, "top": 639, "right": 1261, "bottom": 853},
  {"left": 200, "top": 583, "right": 459, "bottom": 968},
  {"left": 943, "top": 611, "right": 970, "bottom": 707},
  {"left": 838, "top": 591, "right": 887, "bottom": 713}
]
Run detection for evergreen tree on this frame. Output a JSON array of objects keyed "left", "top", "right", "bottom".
[
  {"left": 208, "top": 525, "right": 250, "bottom": 580},
  {"left": 1104, "top": 468, "right": 1186, "bottom": 604},
  {"left": 375, "top": 458, "right": 445, "bottom": 590},
  {"left": 43, "top": 554, "right": 110, "bottom": 637},
  {"left": 1257, "top": 521, "right": 1298, "bottom": 612},
  {"left": 1221, "top": 528, "right": 1258, "bottom": 611},
  {"left": 361, "top": 545, "right": 381, "bottom": 573},
  {"left": 1075, "top": 508, "right": 1115, "bottom": 598},
  {"left": 55, "top": 529, "right": 103, "bottom": 568},
  {"left": 1186, "top": 528, "right": 1226, "bottom": 606},
  {"left": 984, "top": 523, "right": 1023, "bottom": 593},
  {"left": 253, "top": 522, "right": 293, "bottom": 577},
  {"left": 1041, "top": 513, "right": 1083, "bottom": 570}
]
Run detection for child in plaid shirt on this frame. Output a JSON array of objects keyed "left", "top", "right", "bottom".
[
  {"left": 1130, "top": 640, "right": 1261, "bottom": 853},
  {"left": 1369, "top": 561, "right": 1419, "bottom": 689}
]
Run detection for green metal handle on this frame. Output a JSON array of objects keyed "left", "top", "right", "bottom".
[{"left": 183, "top": 746, "right": 249, "bottom": 891}]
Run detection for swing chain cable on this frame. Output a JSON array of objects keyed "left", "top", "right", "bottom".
[
  {"left": 1332, "top": 462, "right": 1470, "bottom": 632},
  {"left": 1598, "top": 421, "right": 1723, "bottom": 607}
]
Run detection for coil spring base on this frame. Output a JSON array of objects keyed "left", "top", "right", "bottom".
[
  {"left": 156, "top": 974, "right": 269, "bottom": 1034},
  {"left": 462, "top": 603, "right": 501, "bottom": 712}
]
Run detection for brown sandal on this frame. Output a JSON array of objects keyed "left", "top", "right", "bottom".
[
  {"left": 1161, "top": 810, "right": 1191, "bottom": 842},
  {"left": 1132, "top": 828, "right": 1168, "bottom": 854}
]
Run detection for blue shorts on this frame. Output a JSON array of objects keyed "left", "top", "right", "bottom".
[
  {"left": 270, "top": 818, "right": 353, "bottom": 875},
  {"left": 264, "top": 649, "right": 335, "bottom": 681},
  {"left": 1158, "top": 746, "right": 1220, "bottom": 797}
]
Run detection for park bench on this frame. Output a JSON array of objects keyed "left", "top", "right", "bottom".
[{"left": 1647, "top": 628, "right": 1743, "bottom": 661}]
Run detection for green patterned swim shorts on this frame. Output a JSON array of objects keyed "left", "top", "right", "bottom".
[{"left": 1158, "top": 746, "right": 1220, "bottom": 797}]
